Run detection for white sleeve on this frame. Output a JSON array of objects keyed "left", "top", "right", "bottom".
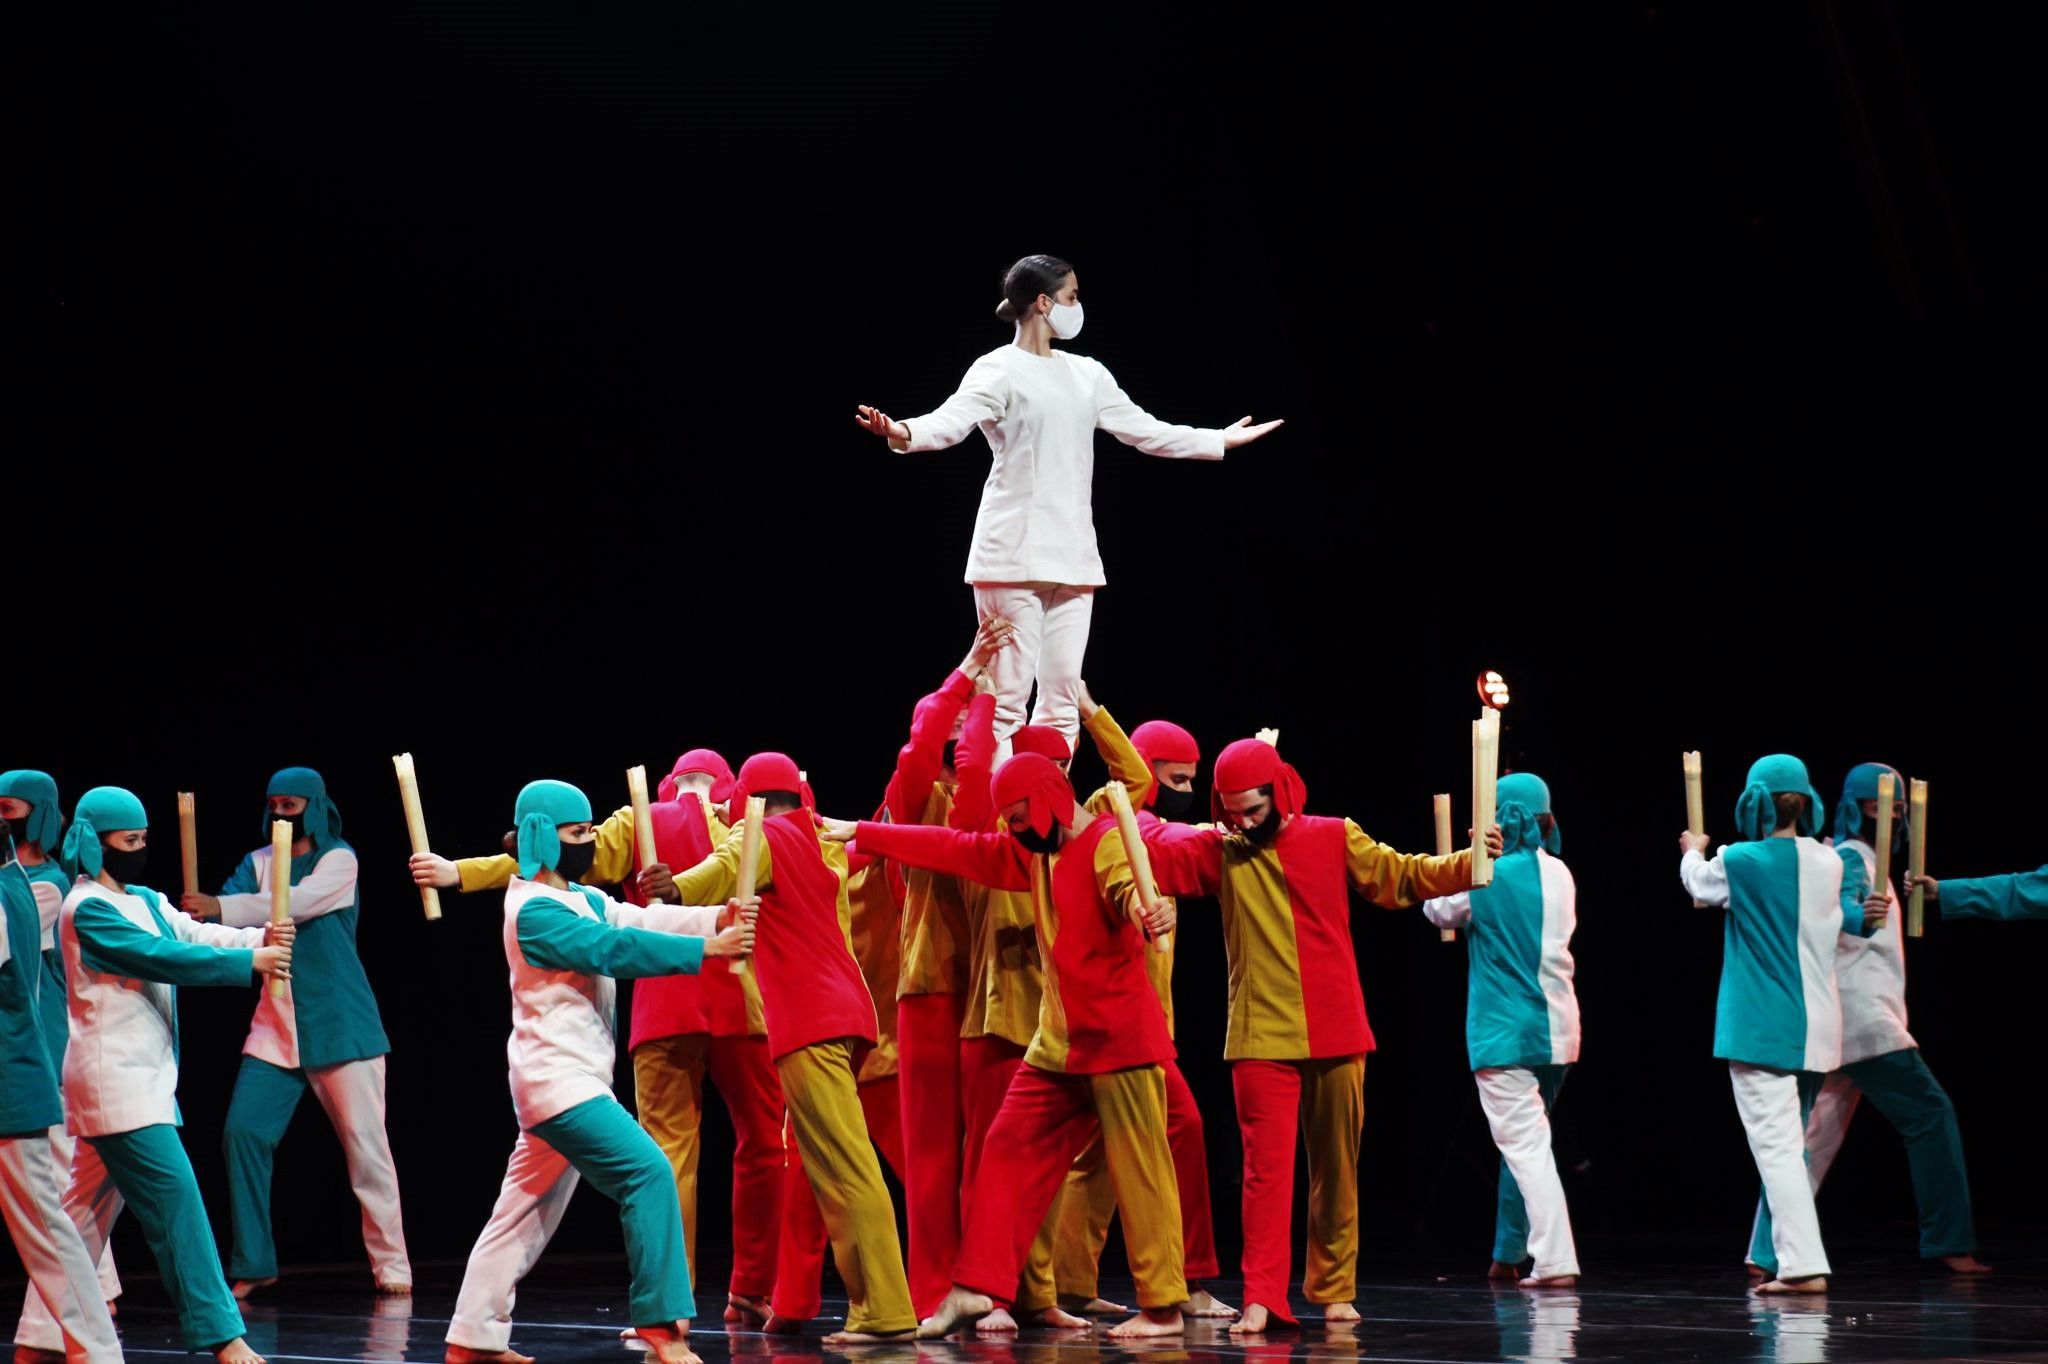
[
  {"left": 33, "top": 881, "right": 63, "bottom": 952},
  {"left": 1680, "top": 849, "right": 1730, "bottom": 907},
  {"left": 278, "top": 849, "right": 357, "bottom": 924},
  {"left": 901, "top": 353, "right": 1010, "bottom": 452},
  {"left": 1422, "top": 891, "right": 1472, "bottom": 929},
  {"left": 1092, "top": 360, "right": 1225, "bottom": 460},
  {"left": 172, "top": 910, "right": 267, "bottom": 949},
  {"left": 607, "top": 900, "right": 722, "bottom": 937}
]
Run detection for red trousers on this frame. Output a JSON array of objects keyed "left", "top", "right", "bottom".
[
  {"left": 631, "top": 1032, "right": 785, "bottom": 1299},
  {"left": 1233, "top": 1055, "right": 1366, "bottom": 1324},
  {"left": 895, "top": 993, "right": 967, "bottom": 1317},
  {"left": 954, "top": 1063, "right": 1186, "bottom": 1311},
  {"left": 770, "top": 1077, "right": 906, "bottom": 1321}
]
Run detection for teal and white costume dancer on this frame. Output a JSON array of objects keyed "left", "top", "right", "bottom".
[
  {"left": 204, "top": 768, "right": 410, "bottom": 1294},
  {"left": 447, "top": 780, "right": 740, "bottom": 1361},
  {"left": 1747, "top": 763, "right": 1979, "bottom": 1275},
  {"left": 1424, "top": 772, "right": 1580, "bottom": 1284},
  {"left": 2, "top": 770, "right": 124, "bottom": 1329},
  {"left": 1, "top": 852, "right": 123, "bottom": 1364},
  {"left": 14, "top": 788, "right": 287, "bottom": 1362},
  {"left": 1679, "top": 755, "right": 1877, "bottom": 1287}
]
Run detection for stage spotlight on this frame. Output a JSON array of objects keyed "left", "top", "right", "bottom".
[{"left": 1477, "top": 670, "right": 1510, "bottom": 709}]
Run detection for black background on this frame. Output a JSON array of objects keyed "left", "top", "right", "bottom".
[{"left": 15, "top": 2, "right": 2039, "bottom": 1285}]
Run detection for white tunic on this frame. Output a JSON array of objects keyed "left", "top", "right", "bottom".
[
  {"left": 902, "top": 343, "right": 1226, "bottom": 586},
  {"left": 1833, "top": 839, "right": 1914, "bottom": 1065},
  {"left": 59, "top": 878, "right": 264, "bottom": 1137}
]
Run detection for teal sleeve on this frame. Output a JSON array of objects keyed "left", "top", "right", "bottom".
[
  {"left": 74, "top": 899, "right": 256, "bottom": 986},
  {"left": 220, "top": 853, "right": 260, "bottom": 897},
  {"left": 1836, "top": 847, "right": 1875, "bottom": 938},
  {"left": 1941, "top": 866, "right": 2048, "bottom": 922},
  {"left": 516, "top": 898, "right": 707, "bottom": 979}
]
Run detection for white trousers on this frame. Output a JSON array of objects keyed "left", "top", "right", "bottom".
[
  {"left": 1475, "top": 1067, "right": 1580, "bottom": 1279},
  {"left": 447, "top": 1130, "right": 580, "bottom": 1352},
  {"left": 0, "top": 1133, "right": 122, "bottom": 1364},
  {"left": 11, "top": 1136, "right": 126, "bottom": 1359},
  {"left": 1744, "top": 1072, "right": 1857, "bottom": 1267},
  {"left": 971, "top": 582, "right": 1095, "bottom": 747},
  {"left": 46, "top": 1126, "right": 119, "bottom": 1300},
  {"left": 1730, "top": 1063, "right": 1830, "bottom": 1280}
]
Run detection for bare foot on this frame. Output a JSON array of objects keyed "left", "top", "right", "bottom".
[
  {"left": 822, "top": 1329, "right": 917, "bottom": 1345},
  {"left": 445, "top": 1346, "right": 535, "bottom": 1364},
  {"left": 637, "top": 1325, "right": 700, "bottom": 1364},
  {"left": 761, "top": 1315, "right": 805, "bottom": 1335},
  {"left": 916, "top": 1288, "right": 995, "bottom": 1339},
  {"left": 377, "top": 1281, "right": 413, "bottom": 1297},
  {"left": 1322, "top": 1303, "right": 1361, "bottom": 1324},
  {"left": 1756, "top": 1276, "right": 1828, "bottom": 1295},
  {"left": 214, "top": 1340, "right": 267, "bottom": 1364},
  {"left": 1941, "top": 1254, "right": 1993, "bottom": 1275},
  {"left": 1489, "top": 1261, "right": 1524, "bottom": 1282},
  {"left": 1746, "top": 1264, "right": 1768, "bottom": 1282},
  {"left": 1107, "top": 1308, "right": 1184, "bottom": 1340},
  {"left": 1059, "top": 1295, "right": 1130, "bottom": 1316},
  {"left": 1519, "top": 1274, "right": 1578, "bottom": 1290},
  {"left": 1183, "top": 1288, "right": 1239, "bottom": 1319},
  {"left": 231, "top": 1278, "right": 278, "bottom": 1301},
  {"left": 974, "top": 1309, "right": 1018, "bottom": 1335},
  {"left": 1020, "top": 1307, "right": 1090, "bottom": 1329},
  {"left": 16, "top": 1347, "right": 65, "bottom": 1364},
  {"left": 726, "top": 1293, "right": 772, "bottom": 1325},
  {"left": 1230, "top": 1302, "right": 1275, "bottom": 1335}
]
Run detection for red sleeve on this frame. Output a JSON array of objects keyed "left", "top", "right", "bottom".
[
  {"left": 1144, "top": 823, "right": 1225, "bottom": 898},
  {"left": 854, "top": 820, "right": 1033, "bottom": 891},
  {"left": 948, "top": 691, "right": 998, "bottom": 831},
  {"left": 885, "top": 670, "right": 975, "bottom": 826}
]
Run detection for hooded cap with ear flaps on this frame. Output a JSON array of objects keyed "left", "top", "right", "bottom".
[
  {"left": 514, "top": 780, "right": 593, "bottom": 878},
  {"left": 1495, "top": 770, "right": 1561, "bottom": 856},
  {"left": 1210, "top": 737, "right": 1306, "bottom": 827},
  {"left": 1734, "top": 754, "right": 1826, "bottom": 842},
  {"left": 61, "top": 787, "right": 150, "bottom": 880},
  {"left": 991, "top": 753, "right": 1074, "bottom": 841}
]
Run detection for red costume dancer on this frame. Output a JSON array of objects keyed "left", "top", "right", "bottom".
[
  {"left": 672, "top": 755, "right": 913, "bottom": 1343},
  {"left": 839, "top": 755, "right": 1187, "bottom": 1342},
  {"left": 1055, "top": 719, "right": 1229, "bottom": 1319},
  {"left": 1143, "top": 737, "right": 1490, "bottom": 1333}
]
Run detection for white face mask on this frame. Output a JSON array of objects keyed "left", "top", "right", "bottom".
[{"left": 1046, "top": 299, "right": 1084, "bottom": 340}]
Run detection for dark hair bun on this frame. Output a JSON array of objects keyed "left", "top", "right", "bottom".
[{"left": 995, "top": 299, "right": 1019, "bottom": 322}]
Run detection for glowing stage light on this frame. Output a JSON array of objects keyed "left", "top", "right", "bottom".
[{"left": 1477, "top": 670, "right": 1510, "bottom": 709}]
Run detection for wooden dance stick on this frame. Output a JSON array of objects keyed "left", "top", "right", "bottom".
[
  {"left": 1104, "top": 781, "right": 1170, "bottom": 955},
  {"left": 269, "top": 818, "right": 292, "bottom": 999},
  {"left": 1907, "top": 779, "right": 1928, "bottom": 938},
  {"left": 392, "top": 753, "right": 442, "bottom": 921},
  {"left": 729, "top": 795, "right": 766, "bottom": 976},
  {"left": 1435, "top": 793, "right": 1457, "bottom": 942},
  {"left": 1874, "top": 771, "right": 1896, "bottom": 917},
  {"left": 1683, "top": 751, "right": 1707, "bottom": 907},
  {"left": 177, "top": 791, "right": 203, "bottom": 916},
  {"left": 626, "top": 765, "right": 657, "bottom": 873}
]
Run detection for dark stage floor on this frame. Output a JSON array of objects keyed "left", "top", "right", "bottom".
[{"left": 18, "top": 1246, "right": 2047, "bottom": 1364}]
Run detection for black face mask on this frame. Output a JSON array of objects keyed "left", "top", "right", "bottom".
[
  {"left": 1242, "top": 807, "right": 1283, "bottom": 846},
  {"left": 554, "top": 839, "right": 598, "bottom": 883},
  {"left": 101, "top": 844, "right": 150, "bottom": 884},
  {"left": 268, "top": 810, "right": 307, "bottom": 841},
  {"left": 1013, "top": 825, "right": 1059, "bottom": 856},
  {"left": 1153, "top": 785, "right": 1196, "bottom": 819},
  {"left": 4, "top": 817, "right": 28, "bottom": 853}
]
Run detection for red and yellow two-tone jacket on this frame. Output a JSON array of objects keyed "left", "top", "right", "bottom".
[
  {"left": 1146, "top": 816, "right": 1473, "bottom": 1060},
  {"left": 854, "top": 815, "right": 1170, "bottom": 1075},
  {"left": 887, "top": 668, "right": 975, "bottom": 998},
  {"left": 674, "top": 810, "right": 876, "bottom": 1062},
  {"left": 947, "top": 698, "right": 1159, "bottom": 1044}
]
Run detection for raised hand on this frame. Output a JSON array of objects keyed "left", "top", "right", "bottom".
[
  {"left": 1222, "top": 415, "right": 1285, "bottom": 450},
  {"left": 410, "top": 851, "right": 460, "bottom": 889},
  {"left": 855, "top": 405, "right": 910, "bottom": 445}
]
